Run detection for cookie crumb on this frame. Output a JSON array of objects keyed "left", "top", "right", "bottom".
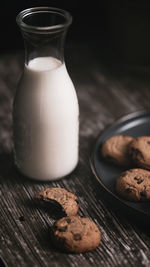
[{"left": 19, "top": 216, "right": 25, "bottom": 222}]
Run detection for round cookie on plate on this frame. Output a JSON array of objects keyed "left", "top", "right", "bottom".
[
  {"left": 116, "top": 168, "right": 150, "bottom": 201},
  {"left": 51, "top": 215, "right": 101, "bottom": 253},
  {"left": 101, "top": 135, "right": 134, "bottom": 166},
  {"left": 129, "top": 136, "right": 150, "bottom": 170}
]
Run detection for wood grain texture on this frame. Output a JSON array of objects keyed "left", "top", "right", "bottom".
[{"left": 1, "top": 43, "right": 150, "bottom": 267}]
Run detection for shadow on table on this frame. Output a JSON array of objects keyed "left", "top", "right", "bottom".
[
  {"left": 0, "top": 152, "right": 33, "bottom": 185},
  {"left": 0, "top": 152, "right": 14, "bottom": 178}
]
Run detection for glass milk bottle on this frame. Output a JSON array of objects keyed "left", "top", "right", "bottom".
[{"left": 13, "top": 7, "right": 79, "bottom": 181}]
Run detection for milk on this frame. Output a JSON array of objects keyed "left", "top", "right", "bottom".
[{"left": 13, "top": 57, "right": 79, "bottom": 180}]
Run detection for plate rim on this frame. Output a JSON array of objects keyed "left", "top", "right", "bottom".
[{"left": 90, "top": 109, "right": 150, "bottom": 217}]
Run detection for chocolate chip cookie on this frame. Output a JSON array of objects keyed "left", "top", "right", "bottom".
[
  {"left": 35, "top": 188, "right": 79, "bottom": 218},
  {"left": 101, "top": 135, "right": 133, "bottom": 166},
  {"left": 116, "top": 168, "right": 150, "bottom": 201},
  {"left": 51, "top": 215, "right": 101, "bottom": 253},
  {"left": 129, "top": 136, "right": 150, "bottom": 170}
]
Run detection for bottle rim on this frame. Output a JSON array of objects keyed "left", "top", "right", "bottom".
[{"left": 16, "top": 7, "right": 72, "bottom": 33}]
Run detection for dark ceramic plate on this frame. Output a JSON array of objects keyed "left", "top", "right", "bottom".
[{"left": 90, "top": 110, "right": 150, "bottom": 223}]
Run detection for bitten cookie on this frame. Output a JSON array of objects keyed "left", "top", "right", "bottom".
[
  {"left": 35, "top": 188, "right": 79, "bottom": 218},
  {"left": 116, "top": 168, "right": 150, "bottom": 201},
  {"left": 129, "top": 136, "right": 150, "bottom": 170},
  {"left": 101, "top": 135, "right": 133, "bottom": 166},
  {"left": 51, "top": 215, "right": 101, "bottom": 253}
]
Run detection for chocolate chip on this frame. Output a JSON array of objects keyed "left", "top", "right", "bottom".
[
  {"left": 137, "top": 179, "right": 143, "bottom": 184},
  {"left": 58, "top": 226, "right": 67, "bottom": 232},
  {"left": 134, "top": 177, "right": 143, "bottom": 184},
  {"left": 66, "top": 218, "right": 71, "bottom": 224},
  {"left": 147, "top": 141, "right": 150, "bottom": 145},
  {"left": 74, "top": 233, "right": 82, "bottom": 241},
  {"left": 19, "top": 216, "right": 25, "bottom": 222},
  {"left": 125, "top": 188, "right": 133, "bottom": 193}
]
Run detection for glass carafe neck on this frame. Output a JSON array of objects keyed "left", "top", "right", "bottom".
[{"left": 16, "top": 7, "right": 72, "bottom": 65}]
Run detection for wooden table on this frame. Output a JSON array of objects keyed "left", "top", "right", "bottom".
[{"left": 1, "top": 42, "right": 150, "bottom": 267}]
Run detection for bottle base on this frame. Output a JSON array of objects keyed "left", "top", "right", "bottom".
[{"left": 14, "top": 159, "right": 78, "bottom": 181}]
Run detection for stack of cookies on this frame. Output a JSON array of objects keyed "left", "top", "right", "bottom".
[
  {"left": 101, "top": 135, "right": 150, "bottom": 202},
  {"left": 35, "top": 187, "right": 101, "bottom": 253}
]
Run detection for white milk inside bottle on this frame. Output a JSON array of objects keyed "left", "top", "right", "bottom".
[{"left": 13, "top": 56, "right": 79, "bottom": 180}]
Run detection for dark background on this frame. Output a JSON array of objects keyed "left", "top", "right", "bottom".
[
  {"left": 1, "top": 0, "right": 150, "bottom": 65},
  {"left": 1, "top": 1, "right": 106, "bottom": 50}
]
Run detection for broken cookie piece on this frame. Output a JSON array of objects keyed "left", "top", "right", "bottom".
[{"left": 35, "top": 187, "right": 79, "bottom": 218}]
